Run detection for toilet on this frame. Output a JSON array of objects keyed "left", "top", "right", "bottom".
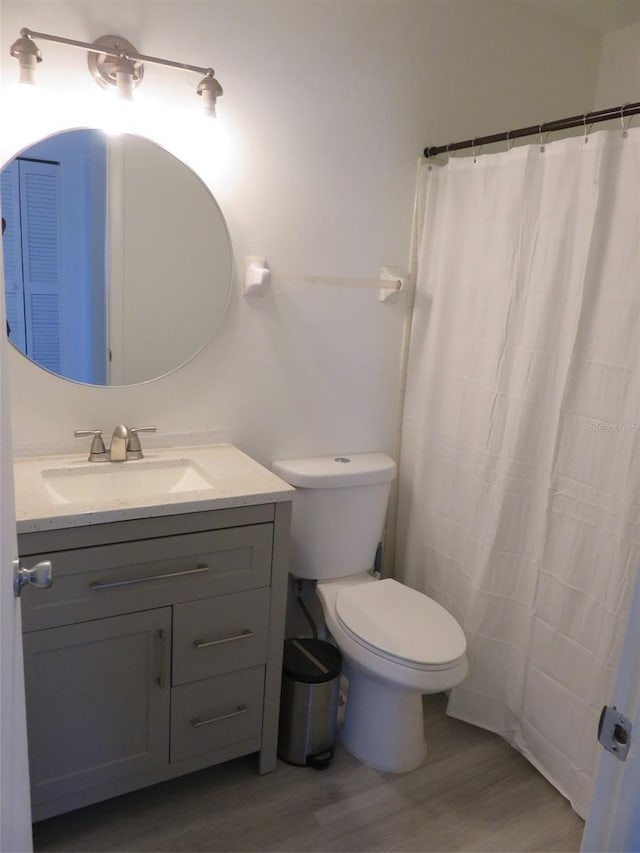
[{"left": 272, "top": 452, "right": 468, "bottom": 774}]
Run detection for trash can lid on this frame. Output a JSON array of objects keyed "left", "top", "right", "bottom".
[{"left": 282, "top": 638, "right": 342, "bottom": 684}]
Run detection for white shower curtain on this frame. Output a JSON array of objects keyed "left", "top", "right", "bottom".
[{"left": 396, "top": 127, "right": 640, "bottom": 818}]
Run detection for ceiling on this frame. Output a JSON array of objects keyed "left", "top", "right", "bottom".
[{"left": 519, "top": 0, "right": 640, "bottom": 34}]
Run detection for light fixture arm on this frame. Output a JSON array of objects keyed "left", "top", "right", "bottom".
[{"left": 20, "top": 28, "right": 216, "bottom": 78}]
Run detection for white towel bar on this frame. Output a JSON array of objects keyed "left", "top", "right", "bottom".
[{"left": 243, "top": 258, "right": 408, "bottom": 300}]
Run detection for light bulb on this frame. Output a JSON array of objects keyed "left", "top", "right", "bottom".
[
  {"left": 9, "top": 35, "right": 42, "bottom": 87},
  {"left": 112, "top": 57, "right": 137, "bottom": 102}
]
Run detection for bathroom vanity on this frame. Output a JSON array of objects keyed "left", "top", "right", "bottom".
[{"left": 14, "top": 444, "right": 293, "bottom": 821}]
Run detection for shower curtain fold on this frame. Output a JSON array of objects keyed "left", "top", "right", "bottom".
[{"left": 396, "top": 128, "right": 640, "bottom": 818}]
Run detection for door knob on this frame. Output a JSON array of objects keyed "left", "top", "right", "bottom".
[{"left": 13, "top": 559, "right": 53, "bottom": 598}]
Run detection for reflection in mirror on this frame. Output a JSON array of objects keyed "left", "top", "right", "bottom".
[{"left": 0, "top": 130, "right": 232, "bottom": 386}]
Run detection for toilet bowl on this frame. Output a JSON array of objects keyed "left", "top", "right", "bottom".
[
  {"left": 272, "top": 452, "right": 468, "bottom": 773},
  {"left": 316, "top": 573, "right": 467, "bottom": 772}
]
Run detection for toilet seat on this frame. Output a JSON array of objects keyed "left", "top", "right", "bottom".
[{"left": 335, "top": 578, "right": 466, "bottom": 671}]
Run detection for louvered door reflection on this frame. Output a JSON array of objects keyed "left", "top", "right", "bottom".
[
  {"left": 18, "top": 160, "right": 62, "bottom": 374},
  {"left": 0, "top": 163, "right": 27, "bottom": 351}
]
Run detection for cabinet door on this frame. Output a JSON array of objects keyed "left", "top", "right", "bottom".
[{"left": 23, "top": 607, "right": 171, "bottom": 810}]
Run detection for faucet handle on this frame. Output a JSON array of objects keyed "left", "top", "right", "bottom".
[
  {"left": 74, "top": 429, "right": 107, "bottom": 462},
  {"left": 127, "top": 426, "right": 157, "bottom": 460}
]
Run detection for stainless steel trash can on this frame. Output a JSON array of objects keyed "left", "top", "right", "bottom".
[{"left": 278, "top": 638, "right": 342, "bottom": 769}]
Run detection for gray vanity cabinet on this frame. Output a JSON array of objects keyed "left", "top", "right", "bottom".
[{"left": 18, "top": 502, "right": 291, "bottom": 822}]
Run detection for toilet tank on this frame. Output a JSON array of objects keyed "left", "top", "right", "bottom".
[{"left": 272, "top": 453, "right": 396, "bottom": 581}]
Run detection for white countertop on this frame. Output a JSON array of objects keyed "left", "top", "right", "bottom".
[{"left": 14, "top": 443, "right": 295, "bottom": 534}]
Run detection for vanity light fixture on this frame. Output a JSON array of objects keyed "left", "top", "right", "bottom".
[{"left": 9, "top": 28, "right": 223, "bottom": 115}]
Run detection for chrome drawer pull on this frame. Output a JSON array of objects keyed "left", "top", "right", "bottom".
[
  {"left": 157, "top": 629, "right": 168, "bottom": 689},
  {"left": 193, "top": 629, "right": 253, "bottom": 649},
  {"left": 191, "top": 705, "right": 249, "bottom": 728},
  {"left": 90, "top": 563, "right": 209, "bottom": 591}
]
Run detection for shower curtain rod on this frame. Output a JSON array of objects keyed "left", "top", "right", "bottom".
[{"left": 423, "top": 100, "right": 640, "bottom": 158}]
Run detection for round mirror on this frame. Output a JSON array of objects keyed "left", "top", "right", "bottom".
[{"left": 0, "top": 129, "right": 232, "bottom": 386}]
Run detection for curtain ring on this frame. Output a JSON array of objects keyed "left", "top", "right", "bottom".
[
  {"left": 538, "top": 123, "right": 546, "bottom": 153},
  {"left": 473, "top": 142, "right": 483, "bottom": 164},
  {"left": 583, "top": 113, "right": 590, "bottom": 143},
  {"left": 506, "top": 130, "right": 512, "bottom": 151},
  {"left": 621, "top": 104, "right": 629, "bottom": 138}
]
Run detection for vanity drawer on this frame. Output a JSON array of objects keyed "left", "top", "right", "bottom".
[
  {"left": 21, "top": 525, "right": 273, "bottom": 631},
  {"left": 172, "top": 588, "right": 270, "bottom": 686},
  {"left": 170, "top": 666, "right": 264, "bottom": 763}
]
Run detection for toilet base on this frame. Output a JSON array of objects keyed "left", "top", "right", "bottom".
[{"left": 341, "top": 661, "right": 427, "bottom": 773}]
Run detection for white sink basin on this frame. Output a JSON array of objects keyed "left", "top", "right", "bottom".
[{"left": 41, "top": 458, "right": 216, "bottom": 506}]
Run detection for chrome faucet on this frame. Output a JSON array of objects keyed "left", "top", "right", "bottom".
[
  {"left": 109, "top": 424, "right": 130, "bottom": 462},
  {"left": 75, "top": 425, "right": 157, "bottom": 462}
]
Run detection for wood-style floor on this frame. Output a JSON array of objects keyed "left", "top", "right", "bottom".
[{"left": 33, "top": 694, "right": 585, "bottom": 852}]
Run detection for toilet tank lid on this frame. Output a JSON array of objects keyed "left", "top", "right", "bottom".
[{"left": 272, "top": 453, "right": 396, "bottom": 488}]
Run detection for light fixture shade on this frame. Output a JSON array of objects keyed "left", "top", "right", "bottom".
[
  {"left": 197, "top": 74, "right": 223, "bottom": 117},
  {"left": 10, "top": 35, "right": 42, "bottom": 85}
]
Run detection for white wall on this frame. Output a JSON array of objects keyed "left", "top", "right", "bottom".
[
  {"left": 594, "top": 20, "right": 640, "bottom": 108},
  {"left": 0, "top": 0, "right": 603, "bottom": 470}
]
